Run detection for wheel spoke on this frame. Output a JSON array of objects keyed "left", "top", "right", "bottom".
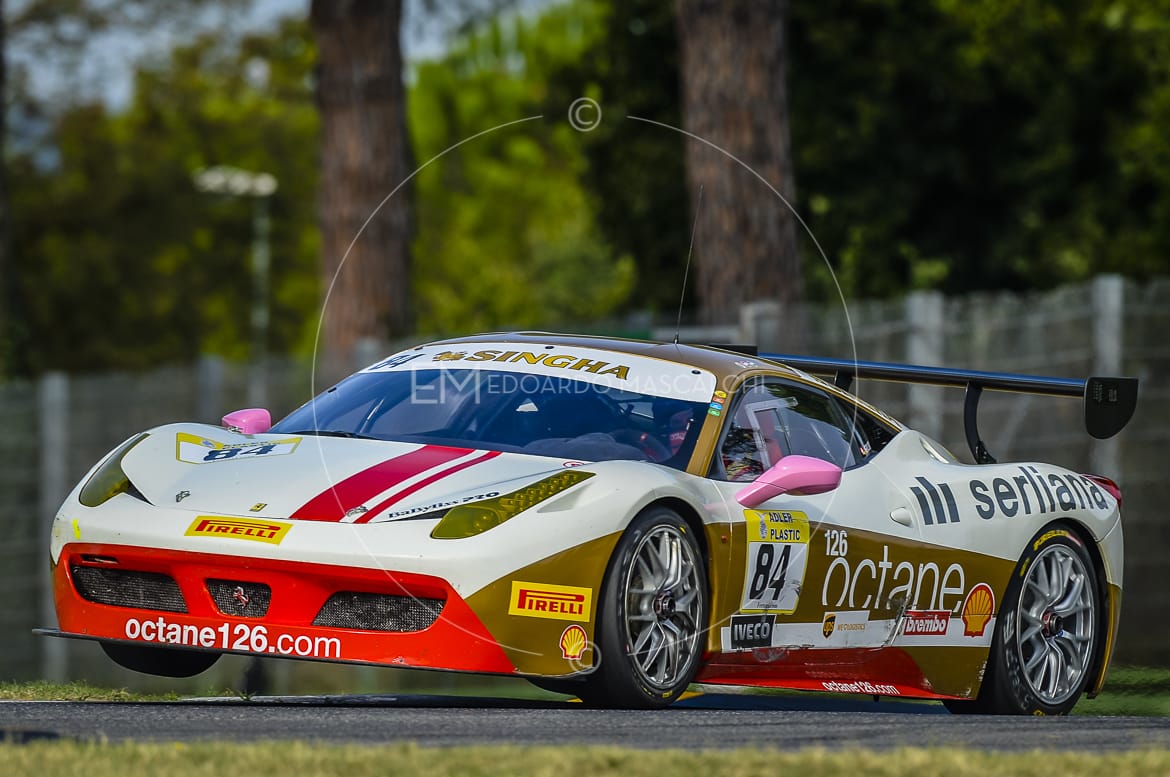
[
  {"left": 1053, "top": 574, "right": 1085, "bottom": 617},
  {"left": 1042, "top": 554, "right": 1063, "bottom": 606},
  {"left": 632, "top": 619, "right": 656, "bottom": 655},
  {"left": 1046, "top": 643, "right": 1064, "bottom": 696},
  {"left": 1032, "top": 558, "right": 1052, "bottom": 602},
  {"left": 635, "top": 555, "right": 658, "bottom": 590},
  {"left": 661, "top": 619, "right": 684, "bottom": 677},
  {"left": 662, "top": 536, "right": 683, "bottom": 590},
  {"left": 1025, "top": 642, "right": 1049, "bottom": 675}
]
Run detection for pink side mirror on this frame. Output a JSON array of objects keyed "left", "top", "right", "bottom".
[
  {"left": 736, "top": 455, "right": 843, "bottom": 508},
  {"left": 222, "top": 408, "right": 272, "bottom": 435}
]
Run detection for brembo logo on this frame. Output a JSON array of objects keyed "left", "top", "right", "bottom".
[
  {"left": 902, "top": 610, "right": 950, "bottom": 636},
  {"left": 508, "top": 581, "right": 592, "bottom": 622},
  {"left": 185, "top": 516, "right": 291, "bottom": 545}
]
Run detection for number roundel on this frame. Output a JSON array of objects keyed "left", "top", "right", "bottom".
[{"left": 748, "top": 543, "right": 792, "bottom": 600}]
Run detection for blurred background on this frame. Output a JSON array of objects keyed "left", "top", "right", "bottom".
[{"left": 1, "top": 0, "right": 1168, "bottom": 694}]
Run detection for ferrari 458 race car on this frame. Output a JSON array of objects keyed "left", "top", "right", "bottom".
[{"left": 42, "top": 333, "right": 1138, "bottom": 713}]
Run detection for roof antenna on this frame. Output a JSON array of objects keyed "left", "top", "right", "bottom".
[{"left": 674, "top": 183, "right": 703, "bottom": 345}]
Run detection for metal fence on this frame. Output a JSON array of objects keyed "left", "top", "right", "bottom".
[{"left": 2, "top": 274, "right": 1166, "bottom": 691}]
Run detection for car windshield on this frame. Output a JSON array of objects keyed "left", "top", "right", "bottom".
[{"left": 271, "top": 368, "right": 709, "bottom": 470}]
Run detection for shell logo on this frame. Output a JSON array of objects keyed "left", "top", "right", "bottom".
[
  {"left": 559, "top": 625, "right": 589, "bottom": 660},
  {"left": 961, "top": 583, "right": 995, "bottom": 637}
]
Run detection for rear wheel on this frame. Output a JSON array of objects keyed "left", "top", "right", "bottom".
[
  {"left": 576, "top": 506, "right": 707, "bottom": 708},
  {"left": 101, "top": 641, "right": 220, "bottom": 678},
  {"left": 947, "top": 525, "right": 1100, "bottom": 715}
]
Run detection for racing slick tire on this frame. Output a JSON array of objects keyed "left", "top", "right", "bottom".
[
  {"left": 101, "top": 641, "right": 220, "bottom": 678},
  {"left": 946, "top": 524, "right": 1101, "bottom": 715},
  {"left": 575, "top": 505, "right": 708, "bottom": 709}
]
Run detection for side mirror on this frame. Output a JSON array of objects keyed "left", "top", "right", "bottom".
[
  {"left": 735, "top": 455, "right": 843, "bottom": 508},
  {"left": 222, "top": 408, "right": 272, "bottom": 435}
]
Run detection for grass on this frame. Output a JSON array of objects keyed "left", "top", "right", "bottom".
[
  {"left": 1074, "top": 666, "right": 1170, "bottom": 717},
  {"left": 2, "top": 664, "right": 1169, "bottom": 715},
  {"left": 0, "top": 681, "right": 182, "bottom": 702},
  {"left": 2, "top": 742, "right": 1170, "bottom": 777}
]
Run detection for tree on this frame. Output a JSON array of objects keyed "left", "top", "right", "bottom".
[
  {"left": 571, "top": 0, "right": 691, "bottom": 314},
  {"left": 408, "top": 6, "right": 633, "bottom": 334},
  {"left": 310, "top": 0, "right": 413, "bottom": 362},
  {"left": 7, "top": 17, "right": 320, "bottom": 373},
  {"left": 675, "top": 0, "right": 801, "bottom": 324},
  {"left": 787, "top": 0, "right": 1170, "bottom": 299},
  {"left": 0, "top": 0, "right": 8, "bottom": 372}
]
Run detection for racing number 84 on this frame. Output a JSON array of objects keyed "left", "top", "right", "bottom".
[
  {"left": 749, "top": 543, "right": 791, "bottom": 601},
  {"left": 742, "top": 541, "right": 806, "bottom": 612}
]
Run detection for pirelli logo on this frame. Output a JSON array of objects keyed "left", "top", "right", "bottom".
[
  {"left": 508, "top": 581, "right": 592, "bottom": 621},
  {"left": 185, "top": 516, "right": 292, "bottom": 545}
]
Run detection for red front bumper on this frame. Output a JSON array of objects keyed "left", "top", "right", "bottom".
[{"left": 52, "top": 542, "right": 515, "bottom": 674}]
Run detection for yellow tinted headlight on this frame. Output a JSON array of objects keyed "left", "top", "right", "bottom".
[
  {"left": 78, "top": 433, "right": 148, "bottom": 507},
  {"left": 430, "top": 470, "right": 594, "bottom": 539}
]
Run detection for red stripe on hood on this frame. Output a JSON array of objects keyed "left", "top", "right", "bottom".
[
  {"left": 290, "top": 445, "right": 472, "bottom": 522},
  {"left": 355, "top": 449, "right": 503, "bottom": 524}
]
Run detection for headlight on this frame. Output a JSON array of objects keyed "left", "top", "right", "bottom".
[
  {"left": 430, "top": 470, "right": 594, "bottom": 539},
  {"left": 78, "top": 433, "right": 148, "bottom": 507}
]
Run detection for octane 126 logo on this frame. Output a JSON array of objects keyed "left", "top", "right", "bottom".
[
  {"left": 185, "top": 516, "right": 292, "bottom": 545},
  {"left": 508, "top": 581, "right": 592, "bottom": 622}
]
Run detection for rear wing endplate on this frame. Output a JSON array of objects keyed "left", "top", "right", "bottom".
[{"left": 757, "top": 352, "right": 1138, "bottom": 464}]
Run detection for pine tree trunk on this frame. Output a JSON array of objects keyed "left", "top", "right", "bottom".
[
  {"left": 675, "top": 0, "right": 801, "bottom": 326},
  {"left": 311, "top": 0, "right": 413, "bottom": 363}
]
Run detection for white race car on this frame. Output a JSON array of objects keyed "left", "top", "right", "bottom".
[{"left": 41, "top": 333, "right": 1137, "bottom": 712}]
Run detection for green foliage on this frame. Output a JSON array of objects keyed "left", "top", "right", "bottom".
[
  {"left": 790, "top": 0, "right": 1170, "bottom": 300},
  {"left": 9, "top": 16, "right": 319, "bottom": 373},
  {"left": 408, "top": 3, "right": 634, "bottom": 335},
  {"left": 551, "top": 0, "right": 691, "bottom": 314}
]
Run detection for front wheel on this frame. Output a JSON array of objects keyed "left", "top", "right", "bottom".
[
  {"left": 577, "top": 506, "right": 708, "bottom": 708},
  {"left": 101, "top": 641, "right": 220, "bottom": 678},
  {"left": 948, "top": 525, "right": 1101, "bottom": 715}
]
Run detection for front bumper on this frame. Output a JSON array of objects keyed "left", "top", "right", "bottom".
[{"left": 50, "top": 542, "right": 515, "bottom": 673}]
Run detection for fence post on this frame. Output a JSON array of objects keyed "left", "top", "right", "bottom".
[
  {"left": 739, "top": 300, "right": 782, "bottom": 347},
  {"left": 196, "top": 355, "right": 225, "bottom": 423},
  {"left": 1090, "top": 275, "right": 1124, "bottom": 476},
  {"left": 38, "top": 372, "right": 69, "bottom": 683},
  {"left": 353, "top": 337, "right": 383, "bottom": 371},
  {"left": 905, "top": 291, "right": 945, "bottom": 440}
]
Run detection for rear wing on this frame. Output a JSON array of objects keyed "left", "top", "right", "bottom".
[{"left": 757, "top": 352, "right": 1138, "bottom": 465}]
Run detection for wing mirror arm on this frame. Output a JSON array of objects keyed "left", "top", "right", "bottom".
[{"left": 735, "top": 455, "right": 843, "bottom": 509}]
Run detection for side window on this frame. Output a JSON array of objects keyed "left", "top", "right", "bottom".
[
  {"left": 831, "top": 397, "right": 899, "bottom": 462},
  {"left": 714, "top": 378, "right": 858, "bottom": 482}
]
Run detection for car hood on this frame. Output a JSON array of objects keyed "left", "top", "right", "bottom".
[{"left": 122, "top": 423, "right": 587, "bottom": 523}]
